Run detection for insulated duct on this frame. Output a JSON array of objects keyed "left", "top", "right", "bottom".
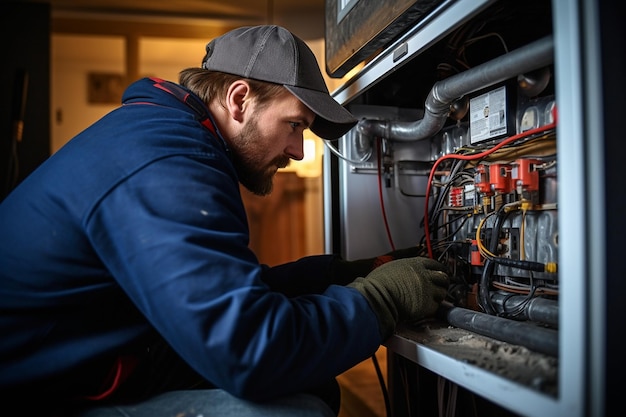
[
  {"left": 356, "top": 35, "right": 554, "bottom": 141},
  {"left": 490, "top": 292, "right": 559, "bottom": 327},
  {"left": 439, "top": 303, "right": 558, "bottom": 357}
]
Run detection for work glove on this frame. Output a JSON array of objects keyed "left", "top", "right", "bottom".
[
  {"left": 348, "top": 257, "right": 449, "bottom": 339},
  {"left": 329, "top": 246, "right": 423, "bottom": 286}
]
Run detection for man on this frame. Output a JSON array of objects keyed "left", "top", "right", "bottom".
[{"left": 0, "top": 25, "right": 449, "bottom": 416}]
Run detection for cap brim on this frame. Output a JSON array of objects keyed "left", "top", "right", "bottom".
[{"left": 285, "top": 85, "right": 357, "bottom": 140}]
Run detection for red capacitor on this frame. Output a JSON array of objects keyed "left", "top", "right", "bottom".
[
  {"left": 489, "top": 163, "right": 513, "bottom": 193},
  {"left": 475, "top": 164, "right": 492, "bottom": 194},
  {"left": 514, "top": 158, "right": 540, "bottom": 191}
]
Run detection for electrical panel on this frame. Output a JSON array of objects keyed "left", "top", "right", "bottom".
[{"left": 322, "top": 0, "right": 610, "bottom": 415}]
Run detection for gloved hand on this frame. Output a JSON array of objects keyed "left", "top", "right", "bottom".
[
  {"left": 329, "top": 246, "right": 424, "bottom": 286},
  {"left": 347, "top": 257, "right": 449, "bottom": 339}
]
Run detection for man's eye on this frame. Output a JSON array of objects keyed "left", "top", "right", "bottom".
[{"left": 289, "top": 122, "right": 300, "bottom": 129}]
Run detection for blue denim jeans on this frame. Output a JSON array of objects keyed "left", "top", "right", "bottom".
[{"left": 74, "top": 389, "right": 336, "bottom": 417}]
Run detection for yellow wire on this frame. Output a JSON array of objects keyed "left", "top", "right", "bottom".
[
  {"left": 475, "top": 202, "right": 523, "bottom": 260},
  {"left": 475, "top": 215, "right": 497, "bottom": 259}
]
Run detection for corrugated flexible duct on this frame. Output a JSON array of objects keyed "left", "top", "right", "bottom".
[{"left": 356, "top": 35, "right": 554, "bottom": 141}]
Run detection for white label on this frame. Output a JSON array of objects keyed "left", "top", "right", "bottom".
[{"left": 469, "top": 86, "right": 508, "bottom": 144}]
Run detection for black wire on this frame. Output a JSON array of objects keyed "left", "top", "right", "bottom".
[
  {"left": 428, "top": 160, "right": 461, "bottom": 223},
  {"left": 430, "top": 213, "right": 472, "bottom": 260},
  {"left": 425, "top": 159, "right": 471, "bottom": 245},
  {"left": 478, "top": 206, "right": 509, "bottom": 314},
  {"left": 371, "top": 353, "right": 391, "bottom": 417},
  {"left": 423, "top": 159, "right": 452, "bottom": 229},
  {"left": 434, "top": 210, "right": 471, "bottom": 237},
  {"left": 479, "top": 259, "right": 497, "bottom": 314},
  {"left": 501, "top": 272, "right": 537, "bottom": 318},
  {"left": 435, "top": 171, "right": 473, "bottom": 225}
]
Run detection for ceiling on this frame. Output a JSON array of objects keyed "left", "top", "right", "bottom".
[
  {"left": 25, "top": 0, "right": 325, "bottom": 21},
  {"left": 19, "top": 0, "right": 327, "bottom": 39}
]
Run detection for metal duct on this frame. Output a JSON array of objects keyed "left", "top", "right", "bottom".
[{"left": 356, "top": 35, "right": 554, "bottom": 141}]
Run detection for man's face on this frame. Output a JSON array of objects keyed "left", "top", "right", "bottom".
[{"left": 229, "top": 91, "right": 315, "bottom": 196}]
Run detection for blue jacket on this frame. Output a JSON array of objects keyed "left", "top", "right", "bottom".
[{"left": 0, "top": 78, "right": 380, "bottom": 404}]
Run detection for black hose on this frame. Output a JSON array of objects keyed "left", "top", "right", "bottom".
[
  {"left": 490, "top": 292, "right": 558, "bottom": 327},
  {"left": 439, "top": 303, "right": 558, "bottom": 357}
]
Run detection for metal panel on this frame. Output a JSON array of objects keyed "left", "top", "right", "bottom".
[
  {"left": 324, "top": 0, "right": 445, "bottom": 77},
  {"left": 336, "top": 105, "right": 430, "bottom": 259},
  {"left": 323, "top": 0, "right": 596, "bottom": 415},
  {"left": 330, "top": 0, "right": 496, "bottom": 106}
]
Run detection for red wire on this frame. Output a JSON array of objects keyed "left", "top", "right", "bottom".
[
  {"left": 423, "top": 119, "right": 558, "bottom": 259},
  {"left": 377, "top": 138, "right": 396, "bottom": 251}
]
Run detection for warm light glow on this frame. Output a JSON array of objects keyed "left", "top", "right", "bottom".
[
  {"left": 302, "top": 138, "right": 316, "bottom": 162},
  {"left": 281, "top": 135, "right": 323, "bottom": 178}
]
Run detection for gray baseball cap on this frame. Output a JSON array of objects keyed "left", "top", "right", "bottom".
[{"left": 202, "top": 25, "right": 357, "bottom": 140}]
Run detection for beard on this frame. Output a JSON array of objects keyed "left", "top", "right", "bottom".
[{"left": 229, "top": 116, "right": 290, "bottom": 196}]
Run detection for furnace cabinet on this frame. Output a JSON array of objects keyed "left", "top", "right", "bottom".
[{"left": 323, "top": 0, "right": 624, "bottom": 416}]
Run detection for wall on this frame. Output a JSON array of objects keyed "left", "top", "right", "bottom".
[
  {"left": 50, "top": 32, "right": 344, "bottom": 260},
  {"left": 51, "top": 35, "right": 126, "bottom": 152},
  {"left": 50, "top": 35, "right": 345, "bottom": 153}
]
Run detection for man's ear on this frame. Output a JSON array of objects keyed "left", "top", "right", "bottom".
[{"left": 225, "top": 80, "right": 251, "bottom": 123}]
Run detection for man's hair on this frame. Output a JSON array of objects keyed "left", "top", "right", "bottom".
[{"left": 179, "top": 68, "right": 287, "bottom": 110}]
